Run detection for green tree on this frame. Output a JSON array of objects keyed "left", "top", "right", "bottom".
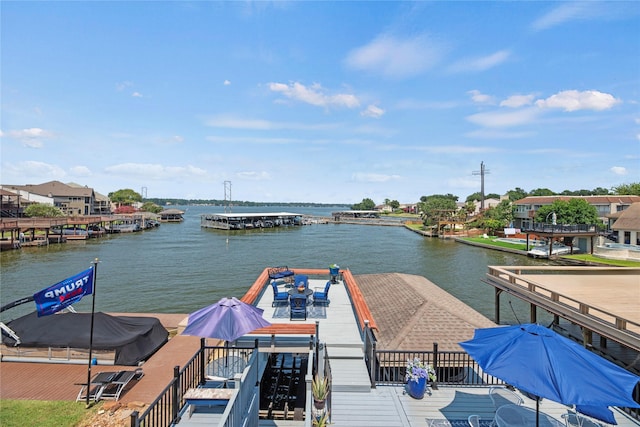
[
  {"left": 389, "top": 200, "right": 400, "bottom": 210},
  {"left": 351, "top": 198, "right": 375, "bottom": 210},
  {"left": 465, "top": 192, "right": 501, "bottom": 203},
  {"left": 529, "top": 188, "right": 555, "bottom": 196},
  {"left": 612, "top": 182, "right": 640, "bottom": 196},
  {"left": 140, "top": 202, "right": 163, "bottom": 214},
  {"left": 418, "top": 194, "right": 458, "bottom": 226},
  {"left": 506, "top": 187, "right": 528, "bottom": 201},
  {"left": 108, "top": 189, "right": 142, "bottom": 206},
  {"left": 535, "top": 199, "right": 599, "bottom": 224},
  {"left": 24, "top": 203, "right": 64, "bottom": 217}
]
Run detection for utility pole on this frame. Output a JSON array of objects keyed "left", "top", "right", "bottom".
[
  {"left": 140, "top": 186, "right": 147, "bottom": 200},
  {"left": 472, "top": 162, "right": 490, "bottom": 210},
  {"left": 224, "top": 181, "right": 232, "bottom": 213}
]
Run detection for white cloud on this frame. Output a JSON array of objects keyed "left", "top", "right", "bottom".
[
  {"left": 535, "top": 90, "right": 620, "bottom": 112},
  {"left": 352, "top": 172, "right": 401, "bottom": 183},
  {"left": 236, "top": 171, "right": 270, "bottom": 180},
  {"left": 465, "top": 129, "right": 534, "bottom": 139},
  {"left": 223, "top": 80, "right": 231, "bottom": 86},
  {"left": 421, "top": 145, "right": 498, "bottom": 154},
  {"left": 4, "top": 127, "right": 53, "bottom": 148},
  {"left": 467, "top": 90, "right": 495, "bottom": 105},
  {"left": 115, "top": 81, "right": 133, "bottom": 91},
  {"left": 9, "top": 161, "right": 66, "bottom": 179},
  {"left": 132, "top": 92, "right": 143, "bottom": 98},
  {"left": 467, "top": 107, "right": 540, "bottom": 128},
  {"left": 449, "top": 50, "right": 510, "bottom": 73},
  {"left": 361, "top": 105, "right": 385, "bottom": 118},
  {"left": 205, "top": 115, "right": 339, "bottom": 132},
  {"left": 531, "top": 3, "right": 599, "bottom": 31},
  {"left": 268, "top": 82, "right": 360, "bottom": 109},
  {"left": 610, "top": 166, "right": 627, "bottom": 176},
  {"left": 500, "top": 94, "right": 536, "bottom": 108},
  {"left": 70, "top": 166, "right": 91, "bottom": 176},
  {"left": 104, "top": 163, "right": 207, "bottom": 179},
  {"left": 345, "top": 33, "right": 445, "bottom": 78}
]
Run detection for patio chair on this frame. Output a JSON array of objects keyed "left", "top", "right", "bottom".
[
  {"left": 489, "top": 386, "right": 524, "bottom": 410},
  {"left": 99, "top": 370, "right": 137, "bottom": 401},
  {"left": 313, "top": 281, "right": 331, "bottom": 306},
  {"left": 76, "top": 371, "right": 120, "bottom": 402},
  {"left": 562, "top": 411, "right": 605, "bottom": 427},
  {"left": 468, "top": 415, "right": 480, "bottom": 427},
  {"left": 293, "top": 274, "right": 309, "bottom": 289},
  {"left": 290, "top": 294, "right": 307, "bottom": 320},
  {"left": 271, "top": 280, "right": 289, "bottom": 306}
]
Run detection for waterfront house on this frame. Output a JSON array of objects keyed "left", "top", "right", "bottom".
[
  {"left": 4, "top": 180, "right": 105, "bottom": 216},
  {"left": 512, "top": 195, "right": 640, "bottom": 230},
  {"left": 609, "top": 202, "right": 640, "bottom": 246}
]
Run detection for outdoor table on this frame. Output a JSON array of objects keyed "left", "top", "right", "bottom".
[
  {"left": 495, "top": 404, "right": 564, "bottom": 427},
  {"left": 183, "top": 387, "right": 235, "bottom": 418},
  {"left": 288, "top": 288, "right": 313, "bottom": 297}
]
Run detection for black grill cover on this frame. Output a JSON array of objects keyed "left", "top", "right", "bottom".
[{"left": 2, "top": 311, "right": 168, "bottom": 366}]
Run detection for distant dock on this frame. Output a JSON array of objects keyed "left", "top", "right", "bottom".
[{"left": 200, "top": 212, "right": 304, "bottom": 230}]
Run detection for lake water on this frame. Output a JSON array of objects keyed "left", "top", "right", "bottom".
[{"left": 0, "top": 206, "right": 552, "bottom": 323}]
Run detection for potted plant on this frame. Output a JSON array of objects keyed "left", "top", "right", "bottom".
[
  {"left": 312, "top": 374, "right": 329, "bottom": 409},
  {"left": 405, "top": 357, "right": 436, "bottom": 399},
  {"left": 313, "top": 410, "right": 330, "bottom": 427}
]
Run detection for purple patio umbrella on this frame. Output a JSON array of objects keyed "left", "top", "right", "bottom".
[{"left": 182, "top": 297, "right": 271, "bottom": 342}]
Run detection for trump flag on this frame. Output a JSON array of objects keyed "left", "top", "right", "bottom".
[{"left": 33, "top": 267, "right": 94, "bottom": 317}]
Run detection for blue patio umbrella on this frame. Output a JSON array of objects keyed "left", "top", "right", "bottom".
[
  {"left": 182, "top": 297, "right": 271, "bottom": 342},
  {"left": 460, "top": 324, "right": 640, "bottom": 426}
]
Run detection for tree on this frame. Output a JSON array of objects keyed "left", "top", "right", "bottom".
[
  {"left": 108, "top": 189, "right": 142, "bottom": 206},
  {"left": 506, "top": 187, "right": 528, "bottom": 201},
  {"left": 535, "top": 199, "right": 599, "bottom": 224},
  {"left": 24, "top": 203, "right": 64, "bottom": 217},
  {"left": 141, "top": 202, "right": 163, "bottom": 214},
  {"left": 529, "top": 188, "right": 555, "bottom": 196},
  {"left": 418, "top": 194, "right": 458, "bottom": 226},
  {"left": 612, "top": 182, "right": 640, "bottom": 196},
  {"left": 351, "top": 198, "right": 375, "bottom": 210},
  {"left": 465, "top": 192, "right": 500, "bottom": 203},
  {"left": 389, "top": 200, "right": 400, "bottom": 210}
]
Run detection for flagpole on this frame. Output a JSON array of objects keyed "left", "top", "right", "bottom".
[{"left": 85, "top": 258, "right": 99, "bottom": 407}]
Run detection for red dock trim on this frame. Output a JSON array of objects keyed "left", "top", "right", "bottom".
[
  {"left": 250, "top": 323, "right": 316, "bottom": 335},
  {"left": 343, "top": 269, "right": 378, "bottom": 332}
]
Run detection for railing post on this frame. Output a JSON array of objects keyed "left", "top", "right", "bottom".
[
  {"left": 129, "top": 410, "right": 138, "bottom": 427},
  {"left": 432, "top": 342, "right": 439, "bottom": 390},
  {"left": 172, "top": 365, "right": 180, "bottom": 423},
  {"left": 200, "top": 337, "right": 206, "bottom": 386}
]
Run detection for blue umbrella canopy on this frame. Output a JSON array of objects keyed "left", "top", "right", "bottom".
[
  {"left": 182, "top": 297, "right": 271, "bottom": 342},
  {"left": 460, "top": 324, "right": 640, "bottom": 424}
]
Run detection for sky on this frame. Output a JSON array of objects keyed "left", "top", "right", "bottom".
[{"left": 1, "top": 1, "right": 639, "bottom": 204}]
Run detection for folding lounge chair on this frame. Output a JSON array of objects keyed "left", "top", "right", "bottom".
[
  {"left": 99, "top": 370, "right": 137, "bottom": 401},
  {"left": 76, "top": 371, "right": 120, "bottom": 402}
]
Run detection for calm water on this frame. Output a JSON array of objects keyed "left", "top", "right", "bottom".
[{"left": 0, "top": 206, "right": 550, "bottom": 323}]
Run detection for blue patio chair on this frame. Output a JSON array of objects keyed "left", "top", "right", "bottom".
[
  {"left": 290, "top": 294, "right": 307, "bottom": 320},
  {"left": 271, "top": 280, "right": 289, "bottom": 307},
  {"left": 313, "top": 281, "right": 331, "bottom": 306},
  {"left": 294, "top": 274, "right": 309, "bottom": 289}
]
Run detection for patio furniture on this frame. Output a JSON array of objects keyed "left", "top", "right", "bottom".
[
  {"left": 76, "top": 371, "right": 119, "bottom": 402},
  {"left": 495, "top": 404, "right": 564, "bottom": 427},
  {"left": 290, "top": 294, "right": 307, "bottom": 320},
  {"left": 271, "top": 281, "right": 290, "bottom": 306},
  {"left": 99, "top": 370, "right": 137, "bottom": 401},
  {"left": 468, "top": 415, "right": 480, "bottom": 427},
  {"left": 489, "top": 386, "right": 524, "bottom": 410},
  {"left": 293, "top": 274, "right": 309, "bottom": 289},
  {"left": 313, "top": 281, "right": 331, "bottom": 306},
  {"left": 268, "top": 266, "right": 294, "bottom": 281},
  {"left": 562, "top": 411, "right": 605, "bottom": 427}
]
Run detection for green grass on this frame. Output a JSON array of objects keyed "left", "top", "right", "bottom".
[
  {"left": 0, "top": 400, "right": 98, "bottom": 427},
  {"left": 461, "top": 236, "right": 528, "bottom": 251},
  {"left": 563, "top": 254, "right": 640, "bottom": 267}
]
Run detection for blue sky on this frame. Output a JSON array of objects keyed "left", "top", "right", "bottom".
[{"left": 1, "top": 1, "right": 639, "bottom": 204}]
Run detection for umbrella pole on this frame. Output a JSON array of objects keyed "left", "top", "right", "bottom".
[{"left": 536, "top": 398, "right": 540, "bottom": 427}]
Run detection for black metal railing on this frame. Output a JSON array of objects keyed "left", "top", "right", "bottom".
[
  {"left": 129, "top": 340, "right": 257, "bottom": 427},
  {"left": 523, "top": 223, "right": 599, "bottom": 233}
]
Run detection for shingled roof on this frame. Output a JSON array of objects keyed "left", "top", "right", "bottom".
[
  {"left": 612, "top": 202, "right": 640, "bottom": 232},
  {"left": 354, "top": 273, "right": 496, "bottom": 352}
]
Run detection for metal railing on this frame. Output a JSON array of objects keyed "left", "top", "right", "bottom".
[
  {"left": 523, "top": 223, "right": 600, "bottom": 233},
  {"left": 129, "top": 339, "right": 258, "bottom": 427}
]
